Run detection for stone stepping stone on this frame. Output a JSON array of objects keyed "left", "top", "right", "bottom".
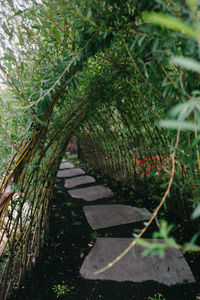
[
  {"left": 83, "top": 205, "right": 151, "bottom": 230},
  {"left": 64, "top": 175, "right": 96, "bottom": 189},
  {"left": 57, "top": 168, "right": 85, "bottom": 178},
  {"left": 59, "top": 162, "right": 74, "bottom": 169},
  {"left": 68, "top": 185, "right": 114, "bottom": 201},
  {"left": 80, "top": 238, "right": 195, "bottom": 286}
]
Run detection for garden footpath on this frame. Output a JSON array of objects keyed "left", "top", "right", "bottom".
[{"left": 11, "top": 160, "right": 200, "bottom": 300}]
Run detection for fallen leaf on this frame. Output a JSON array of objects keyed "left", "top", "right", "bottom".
[{"left": 80, "top": 252, "right": 85, "bottom": 258}]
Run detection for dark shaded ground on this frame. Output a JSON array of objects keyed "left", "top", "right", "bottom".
[{"left": 10, "top": 166, "right": 200, "bottom": 300}]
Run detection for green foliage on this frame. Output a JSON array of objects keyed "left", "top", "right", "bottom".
[
  {"left": 192, "top": 205, "right": 200, "bottom": 219},
  {"left": 90, "top": 231, "right": 100, "bottom": 241},
  {"left": 52, "top": 281, "right": 73, "bottom": 298},
  {"left": 66, "top": 202, "right": 75, "bottom": 207},
  {"left": 136, "top": 221, "right": 177, "bottom": 259},
  {"left": 71, "top": 211, "right": 77, "bottom": 217},
  {"left": 143, "top": 12, "right": 199, "bottom": 40},
  {"left": 144, "top": 2, "right": 200, "bottom": 221},
  {"left": 72, "top": 221, "right": 81, "bottom": 226},
  {"left": 148, "top": 294, "right": 165, "bottom": 300},
  {"left": 171, "top": 56, "right": 200, "bottom": 73}
]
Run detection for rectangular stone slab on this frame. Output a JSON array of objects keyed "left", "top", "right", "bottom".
[
  {"left": 64, "top": 176, "right": 96, "bottom": 189},
  {"left": 68, "top": 185, "right": 114, "bottom": 201},
  {"left": 59, "top": 162, "right": 74, "bottom": 169},
  {"left": 83, "top": 205, "right": 151, "bottom": 229},
  {"left": 57, "top": 168, "right": 85, "bottom": 178},
  {"left": 80, "top": 238, "right": 195, "bottom": 286}
]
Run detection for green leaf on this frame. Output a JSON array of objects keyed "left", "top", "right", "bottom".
[
  {"left": 188, "top": 232, "right": 200, "bottom": 244},
  {"left": 32, "top": 24, "right": 41, "bottom": 30},
  {"left": 1, "top": 55, "right": 15, "bottom": 61},
  {"left": 171, "top": 57, "right": 200, "bottom": 73},
  {"left": 170, "top": 100, "right": 199, "bottom": 118},
  {"left": 11, "top": 10, "right": 25, "bottom": 18},
  {"left": 66, "top": 202, "right": 75, "bottom": 207},
  {"left": 191, "top": 204, "right": 200, "bottom": 219},
  {"left": 160, "top": 120, "right": 200, "bottom": 131},
  {"left": 143, "top": 12, "right": 199, "bottom": 40},
  {"left": 191, "top": 135, "right": 200, "bottom": 146},
  {"left": 33, "top": 114, "right": 47, "bottom": 127},
  {"left": 10, "top": 76, "right": 20, "bottom": 87}
]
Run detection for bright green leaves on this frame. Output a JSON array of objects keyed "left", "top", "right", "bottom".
[
  {"left": 160, "top": 100, "right": 200, "bottom": 131},
  {"left": 171, "top": 57, "right": 200, "bottom": 73},
  {"left": 192, "top": 204, "right": 200, "bottom": 219},
  {"left": 187, "top": 0, "right": 198, "bottom": 10},
  {"left": 186, "top": 0, "right": 199, "bottom": 20},
  {"left": 143, "top": 12, "right": 200, "bottom": 41},
  {"left": 160, "top": 55, "right": 200, "bottom": 131},
  {"left": 160, "top": 120, "right": 199, "bottom": 130},
  {"left": 136, "top": 221, "right": 177, "bottom": 259},
  {"left": 143, "top": 8, "right": 200, "bottom": 134}
]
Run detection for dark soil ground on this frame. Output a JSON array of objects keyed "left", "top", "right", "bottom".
[{"left": 10, "top": 163, "right": 200, "bottom": 300}]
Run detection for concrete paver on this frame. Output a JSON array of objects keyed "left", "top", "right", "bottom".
[
  {"left": 80, "top": 238, "right": 195, "bottom": 286},
  {"left": 68, "top": 185, "right": 114, "bottom": 201},
  {"left": 64, "top": 175, "right": 96, "bottom": 189},
  {"left": 83, "top": 205, "right": 151, "bottom": 229},
  {"left": 57, "top": 168, "right": 85, "bottom": 178},
  {"left": 59, "top": 162, "right": 74, "bottom": 169}
]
